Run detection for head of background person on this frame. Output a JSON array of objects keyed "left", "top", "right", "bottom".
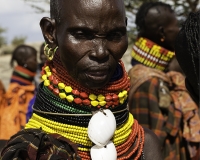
[
  {"left": 135, "top": 2, "right": 179, "bottom": 51},
  {"left": 10, "top": 44, "right": 38, "bottom": 73},
  {"left": 40, "top": 0, "right": 128, "bottom": 90},
  {"left": 175, "top": 10, "right": 200, "bottom": 105}
]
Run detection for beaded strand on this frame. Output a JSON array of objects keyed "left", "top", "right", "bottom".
[{"left": 25, "top": 113, "right": 134, "bottom": 151}]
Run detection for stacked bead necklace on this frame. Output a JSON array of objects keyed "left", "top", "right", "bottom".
[
  {"left": 131, "top": 37, "right": 175, "bottom": 71},
  {"left": 26, "top": 51, "right": 145, "bottom": 159}
]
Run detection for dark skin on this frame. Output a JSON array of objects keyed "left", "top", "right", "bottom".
[
  {"left": 40, "top": 0, "right": 163, "bottom": 159},
  {"left": 139, "top": 6, "right": 179, "bottom": 51},
  {"left": 13, "top": 46, "right": 37, "bottom": 73}
]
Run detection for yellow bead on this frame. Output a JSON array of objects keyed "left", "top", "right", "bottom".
[
  {"left": 65, "top": 86, "right": 72, "bottom": 93},
  {"left": 99, "top": 101, "right": 106, "bottom": 106},
  {"left": 44, "top": 80, "right": 50, "bottom": 86},
  {"left": 91, "top": 100, "right": 98, "bottom": 107},
  {"left": 58, "top": 83, "right": 65, "bottom": 89},
  {"left": 46, "top": 71, "right": 52, "bottom": 77},
  {"left": 42, "top": 74, "right": 47, "bottom": 81},
  {"left": 59, "top": 92, "right": 67, "bottom": 99},
  {"left": 97, "top": 94, "right": 105, "bottom": 101},
  {"left": 122, "top": 90, "right": 127, "bottom": 96},
  {"left": 118, "top": 92, "right": 124, "bottom": 98},
  {"left": 124, "top": 94, "right": 128, "bottom": 100},
  {"left": 66, "top": 95, "right": 74, "bottom": 102},
  {"left": 89, "top": 94, "right": 97, "bottom": 100},
  {"left": 44, "top": 66, "right": 50, "bottom": 72},
  {"left": 119, "top": 98, "right": 125, "bottom": 104}
]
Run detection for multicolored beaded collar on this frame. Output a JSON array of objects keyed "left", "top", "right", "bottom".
[
  {"left": 41, "top": 52, "right": 130, "bottom": 109},
  {"left": 131, "top": 37, "right": 175, "bottom": 71},
  {"left": 27, "top": 51, "right": 145, "bottom": 159},
  {"left": 11, "top": 65, "right": 36, "bottom": 85}
]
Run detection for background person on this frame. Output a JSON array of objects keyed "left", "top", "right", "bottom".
[
  {"left": 175, "top": 10, "right": 200, "bottom": 159},
  {"left": 128, "top": 2, "right": 199, "bottom": 160},
  {"left": 0, "top": 44, "right": 37, "bottom": 147}
]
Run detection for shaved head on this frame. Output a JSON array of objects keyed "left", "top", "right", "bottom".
[{"left": 50, "top": 0, "right": 125, "bottom": 24}]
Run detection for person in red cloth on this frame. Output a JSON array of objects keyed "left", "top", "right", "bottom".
[
  {"left": 0, "top": 0, "right": 163, "bottom": 159},
  {"left": 0, "top": 44, "right": 37, "bottom": 147}
]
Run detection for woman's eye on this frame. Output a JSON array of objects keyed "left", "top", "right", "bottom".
[
  {"left": 72, "top": 31, "right": 94, "bottom": 40},
  {"left": 106, "top": 32, "right": 124, "bottom": 41}
]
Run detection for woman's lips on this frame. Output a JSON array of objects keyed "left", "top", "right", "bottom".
[{"left": 85, "top": 68, "right": 109, "bottom": 82}]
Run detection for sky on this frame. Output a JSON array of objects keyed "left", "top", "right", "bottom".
[{"left": 0, "top": 0, "right": 49, "bottom": 44}]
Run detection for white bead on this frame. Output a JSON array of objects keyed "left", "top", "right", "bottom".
[
  {"left": 90, "top": 141, "right": 117, "bottom": 160},
  {"left": 88, "top": 109, "right": 116, "bottom": 147}
]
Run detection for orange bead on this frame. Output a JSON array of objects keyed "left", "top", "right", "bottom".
[
  {"left": 74, "top": 98, "right": 82, "bottom": 104},
  {"left": 112, "top": 94, "right": 118, "bottom": 101},
  {"left": 49, "top": 75, "right": 54, "bottom": 81},
  {"left": 82, "top": 99, "right": 90, "bottom": 105},
  {"left": 48, "top": 84, "right": 54, "bottom": 91},
  {"left": 80, "top": 92, "right": 88, "bottom": 99},
  {"left": 105, "top": 95, "right": 112, "bottom": 101},
  {"left": 113, "top": 101, "right": 119, "bottom": 106},
  {"left": 72, "top": 89, "right": 80, "bottom": 96},
  {"left": 53, "top": 88, "right": 59, "bottom": 95},
  {"left": 106, "top": 101, "right": 113, "bottom": 107},
  {"left": 53, "top": 77, "right": 59, "bottom": 85}
]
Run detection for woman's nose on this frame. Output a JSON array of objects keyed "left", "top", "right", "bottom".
[{"left": 90, "top": 38, "right": 109, "bottom": 60}]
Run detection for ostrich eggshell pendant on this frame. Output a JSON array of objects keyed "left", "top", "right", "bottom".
[
  {"left": 90, "top": 141, "right": 117, "bottom": 160},
  {"left": 88, "top": 109, "right": 116, "bottom": 147}
]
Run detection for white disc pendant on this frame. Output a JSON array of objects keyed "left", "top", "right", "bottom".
[
  {"left": 90, "top": 141, "right": 117, "bottom": 160},
  {"left": 88, "top": 109, "right": 116, "bottom": 147}
]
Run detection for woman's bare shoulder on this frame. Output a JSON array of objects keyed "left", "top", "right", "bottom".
[{"left": 143, "top": 127, "right": 163, "bottom": 160}]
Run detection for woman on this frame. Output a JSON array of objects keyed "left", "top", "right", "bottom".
[
  {"left": 0, "top": 0, "right": 163, "bottom": 159},
  {"left": 0, "top": 44, "right": 37, "bottom": 145}
]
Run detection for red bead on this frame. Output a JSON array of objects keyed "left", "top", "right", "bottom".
[
  {"left": 105, "top": 95, "right": 112, "bottom": 101},
  {"left": 112, "top": 94, "right": 118, "bottom": 101},
  {"left": 53, "top": 88, "right": 59, "bottom": 95},
  {"left": 74, "top": 98, "right": 82, "bottom": 104},
  {"left": 48, "top": 85, "right": 54, "bottom": 91},
  {"left": 80, "top": 92, "right": 88, "bottom": 99},
  {"left": 72, "top": 89, "right": 80, "bottom": 96},
  {"left": 82, "top": 99, "right": 90, "bottom": 105},
  {"left": 113, "top": 101, "right": 119, "bottom": 106},
  {"left": 52, "top": 68, "right": 57, "bottom": 73},
  {"left": 107, "top": 101, "right": 113, "bottom": 107},
  {"left": 49, "top": 75, "right": 54, "bottom": 81},
  {"left": 53, "top": 77, "right": 59, "bottom": 85}
]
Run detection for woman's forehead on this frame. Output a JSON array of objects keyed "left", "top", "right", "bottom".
[{"left": 58, "top": 0, "right": 126, "bottom": 30}]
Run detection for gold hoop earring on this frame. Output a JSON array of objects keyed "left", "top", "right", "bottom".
[{"left": 44, "top": 43, "right": 58, "bottom": 60}]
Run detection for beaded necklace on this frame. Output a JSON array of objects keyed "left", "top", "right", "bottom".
[
  {"left": 131, "top": 37, "right": 175, "bottom": 71},
  {"left": 11, "top": 65, "right": 36, "bottom": 85},
  {"left": 25, "top": 113, "right": 144, "bottom": 160},
  {"left": 41, "top": 51, "right": 130, "bottom": 109},
  {"left": 27, "top": 51, "right": 144, "bottom": 159}
]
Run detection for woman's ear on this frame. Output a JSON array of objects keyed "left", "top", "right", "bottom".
[{"left": 40, "top": 17, "right": 57, "bottom": 48}]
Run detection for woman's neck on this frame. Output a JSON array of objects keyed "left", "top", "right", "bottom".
[{"left": 10, "top": 65, "right": 36, "bottom": 86}]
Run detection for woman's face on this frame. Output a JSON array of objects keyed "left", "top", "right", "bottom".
[
  {"left": 162, "top": 12, "right": 179, "bottom": 51},
  {"left": 56, "top": 0, "right": 128, "bottom": 89},
  {"left": 25, "top": 51, "right": 37, "bottom": 73}
]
